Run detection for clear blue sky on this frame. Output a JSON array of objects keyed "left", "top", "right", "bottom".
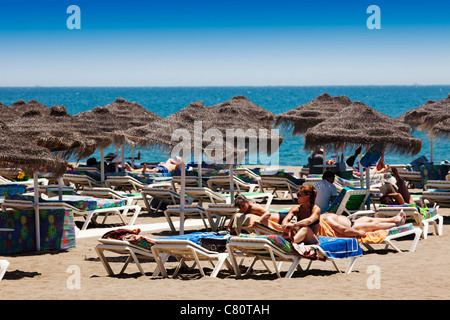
[{"left": 1, "top": 0, "right": 449, "bottom": 86}]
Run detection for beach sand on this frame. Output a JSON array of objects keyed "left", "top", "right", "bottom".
[{"left": 1, "top": 165, "right": 449, "bottom": 301}]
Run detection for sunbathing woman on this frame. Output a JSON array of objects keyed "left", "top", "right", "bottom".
[
  {"left": 320, "top": 211, "right": 406, "bottom": 238},
  {"left": 234, "top": 195, "right": 285, "bottom": 232},
  {"left": 281, "top": 184, "right": 321, "bottom": 245}
]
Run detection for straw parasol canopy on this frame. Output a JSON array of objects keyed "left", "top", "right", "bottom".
[
  {"left": 0, "top": 121, "right": 68, "bottom": 177},
  {"left": 74, "top": 97, "right": 163, "bottom": 149},
  {"left": 113, "top": 101, "right": 211, "bottom": 153},
  {"left": 304, "top": 101, "right": 422, "bottom": 156},
  {"left": 208, "top": 96, "right": 283, "bottom": 156},
  {"left": 418, "top": 94, "right": 450, "bottom": 134},
  {"left": 210, "top": 95, "right": 276, "bottom": 124},
  {"left": 429, "top": 118, "right": 450, "bottom": 139},
  {"left": 9, "top": 99, "right": 51, "bottom": 116},
  {"left": 275, "top": 93, "right": 353, "bottom": 135},
  {"left": 398, "top": 94, "right": 450, "bottom": 161},
  {"left": 7, "top": 105, "right": 99, "bottom": 160},
  {"left": 114, "top": 98, "right": 283, "bottom": 158}
]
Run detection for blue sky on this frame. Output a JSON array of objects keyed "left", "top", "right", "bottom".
[{"left": 1, "top": 0, "right": 449, "bottom": 86}]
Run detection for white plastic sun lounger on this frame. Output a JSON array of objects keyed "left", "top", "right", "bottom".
[
  {"left": 95, "top": 238, "right": 168, "bottom": 276},
  {"left": 151, "top": 238, "right": 233, "bottom": 278}
]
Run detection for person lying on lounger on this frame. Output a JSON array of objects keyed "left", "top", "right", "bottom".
[
  {"left": 320, "top": 211, "right": 406, "bottom": 238},
  {"left": 391, "top": 167, "right": 415, "bottom": 204},
  {"left": 125, "top": 156, "right": 182, "bottom": 174},
  {"left": 233, "top": 195, "right": 284, "bottom": 232},
  {"left": 281, "top": 184, "right": 321, "bottom": 245}
]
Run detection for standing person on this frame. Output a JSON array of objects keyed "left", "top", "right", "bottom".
[
  {"left": 313, "top": 170, "right": 338, "bottom": 214},
  {"left": 308, "top": 147, "right": 324, "bottom": 174},
  {"left": 281, "top": 185, "right": 321, "bottom": 245}
]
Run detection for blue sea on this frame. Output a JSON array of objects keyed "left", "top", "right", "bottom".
[{"left": 1, "top": 86, "right": 449, "bottom": 167}]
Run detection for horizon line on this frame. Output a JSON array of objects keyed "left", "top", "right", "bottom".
[{"left": 1, "top": 84, "right": 450, "bottom": 88}]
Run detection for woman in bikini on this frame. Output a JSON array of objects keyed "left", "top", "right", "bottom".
[
  {"left": 281, "top": 184, "right": 321, "bottom": 245},
  {"left": 234, "top": 195, "right": 286, "bottom": 232}
]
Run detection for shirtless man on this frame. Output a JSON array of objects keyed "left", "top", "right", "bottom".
[
  {"left": 321, "top": 211, "right": 406, "bottom": 237},
  {"left": 125, "top": 156, "right": 182, "bottom": 174},
  {"left": 148, "top": 156, "right": 183, "bottom": 173}
]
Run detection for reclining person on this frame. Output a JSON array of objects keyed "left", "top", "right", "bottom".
[
  {"left": 232, "top": 195, "right": 284, "bottom": 232},
  {"left": 320, "top": 211, "right": 406, "bottom": 238},
  {"left": 125, "top": 156, "right": 182, "bottom": 174}
]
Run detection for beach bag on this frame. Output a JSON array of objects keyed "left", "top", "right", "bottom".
[{"left": 200, "top": 237, "right": 228, "bottom": 252}]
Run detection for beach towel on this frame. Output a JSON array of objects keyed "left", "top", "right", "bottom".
[
  {"left": 102, "top": 228, "right": 155, "bottom": 250},
  {"left": 419, "top": 164, "right": 449, "bottom": 185},
  {"left": 360, "top": 145, "right": 384, "bottom": 167},
  {"left": 409, "top": 155, "right": 429, "bottom": 172},
  {"left": 319, "top": 218, "right": 388, "bottom": 244},
  {"left": 237, "top": 234, "right": 363, "bottom": 261},
  {"left": 376, "top": 147, "right": 386, "bottom": 171}
]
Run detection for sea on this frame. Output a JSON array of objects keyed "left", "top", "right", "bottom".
[{"left": 1, "top": 86, "right": 449, "bottom": 168}]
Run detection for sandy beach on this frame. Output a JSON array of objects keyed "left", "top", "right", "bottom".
[{"left": 1, "top": 165, "right": 449, "bottom": 301}]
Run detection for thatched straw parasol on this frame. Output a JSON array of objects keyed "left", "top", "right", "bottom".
[
  {"left": 399, "top": 94, "right": 450, "bottom": 161},
  {"left": 114, "top": 98, "right": 283, "bottom": 233},
  {"left": 210, "top": 95, "right": 276, "bottom": 124},
  {"left": 114, "top": 98, "right": 283, "bottom": 159},
  {"left": 208, "top": 95, "right": 283, "bottom": 155},
  {"left": 429, "top": 118, "right": 450, "bottom": 139},
  {"left": 74, "top": 98, "right": 163, "bottom": 181},
  {"left": 75, "top": 98, "right": 162, "bottom": 135},
  {"left": 304, "top": 101, "right": 422, "bottom": 156},
  {"left": 418, "top": 94, "right": 450, "bottom": 132},
  {"left": 7, "top": 105, "right": 99, "bottom": 160},
  {"left": 275, "top": 93, "right": 353, "bottom": 135},
  {"left": 1, "top": 121, "right": 68, "bottom": 251},
  {"left": 0, "top": 121, "right": 68, "bottom": 176},
  {"left": 9, "top": 99, "right": 51, "bottom": 116}
]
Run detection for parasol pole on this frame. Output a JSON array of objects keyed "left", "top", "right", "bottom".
[
  {"left": 197, "top": 150, "right": 202, "bottom": 188},
  {"left": 358, "top": 145, "right": 364, "bottom": 187},
  {"left": 115, "top": 145, "right": 119, "bottom": 172},
  {"left": 100, "top": 148, "right": 105, "bottom": 186},
  {"left": 57, "top": 151, "right": 63, "bottom": 201},
  {"left": 179, "top": 149, "right": 187, "bottom": 235},
  {"left": 322, "top": 145, "right": 327, "bottom": 174},
  {"left": 131, "top": 145, "right": 135, "bottom": 168},
  {"left": 430, "top": 136, "right": 434, "bottom": 163},
  {"left": 33, "top": 172, "right": 41, "bottom": 251},
  {"left": 229, "top": 164, "right": 235, "bottom": 203},
  {"left": 121, "top": 144, "right": 125, "bottom": 172}
]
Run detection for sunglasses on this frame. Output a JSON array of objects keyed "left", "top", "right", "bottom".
[{"left": 297, "top": 192, "right": 309, "bottom": 198}]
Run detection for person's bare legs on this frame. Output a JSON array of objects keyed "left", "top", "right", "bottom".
[
  {"left": 141, "top": 163, "right": 147, "bottom": 173},
  {"left": 353, "top": 210, "right": 406, "bottom": 232},
  {"left": 391, "top": 167, "right": 414, "bottom": 204},
  {"left": 292, "top": 226, "right": 319, "bottom": 245}
]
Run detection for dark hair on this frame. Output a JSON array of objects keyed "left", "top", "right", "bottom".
[
  {"left": 298, "top": 184, "right": 318, "bottom": 211},
  {"left": 322, "top": 170, "right": 335, "bottom": 180},
  {"left": 234, "top": 195, "right": 249, "bottom": 207},
  {"left": 86, "top": 157, "right": 98, "bottom": 166}
]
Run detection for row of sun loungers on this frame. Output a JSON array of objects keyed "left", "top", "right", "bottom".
[{"left": 94, "top": 231, "right": 364, "bottom": 279}]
